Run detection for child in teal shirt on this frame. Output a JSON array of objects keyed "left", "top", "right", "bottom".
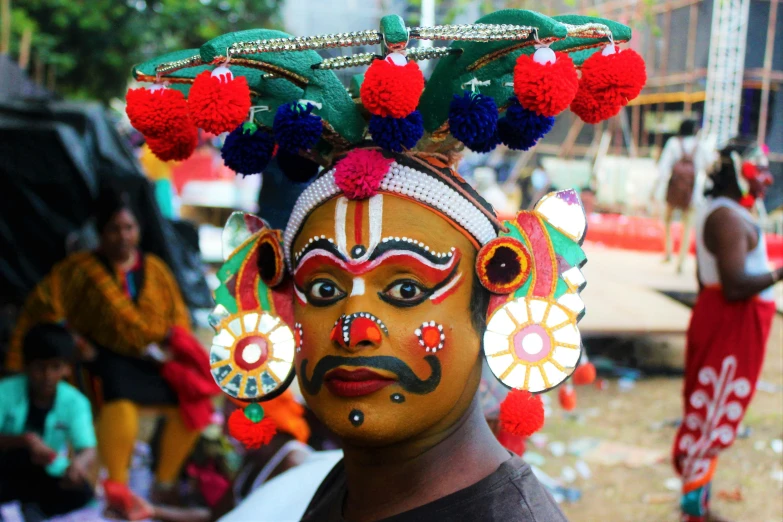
[{"left": 0, "top": 323, "right": 97, "bottom": 518}]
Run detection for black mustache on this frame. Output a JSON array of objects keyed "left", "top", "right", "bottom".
[{"left": 299, "top": 355, "right": 441, "bottom": 396}]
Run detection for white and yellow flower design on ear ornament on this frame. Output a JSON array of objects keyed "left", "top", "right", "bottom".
[
  {"left": 477, "top": 189, "right": 587, "bottom": 394},
  {"left": 207, "top": 212, "right": 297, "bottom": 449}
]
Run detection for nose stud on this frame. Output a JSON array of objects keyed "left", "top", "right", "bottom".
[{"left": 330, "top": 312, "right": 388, "bottom": 349}]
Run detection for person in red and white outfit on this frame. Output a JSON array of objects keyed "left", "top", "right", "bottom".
[{"left": 673, "top": 137, "right": 779, "bottom": 522}]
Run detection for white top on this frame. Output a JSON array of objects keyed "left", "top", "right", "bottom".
[
  {"left": 695, "top": 197, "right": 774, "bottom": 301},
  {"left": 656, "top": 135, "right": 712, "bottom": 206},
  {"left": 233, "top": 440, "right": 314, "bottom": 504},
  {"left": 219, "top": 450, "right": 343, "bottom": 522}
]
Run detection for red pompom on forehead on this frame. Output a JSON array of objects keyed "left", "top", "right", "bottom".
[
  {"left": 146, "top": 122, "right": 199, "bottom": 162},
  {"left": 334, "top": 148, "right": 393, "bottom": 199},
  {"left": 499, "top": 389, "right": 545, "bottom": 437},
  {"left": 360, "top": 57, "right": 425, "bottom": 118},
  {"left": 513, "top": 51, "right": 579, "bottom": 117},
  {"left": 126, "top": 87, "right": 189, "bottom": 138},
  {"left": 227, "top": 408, "right": 276, "bottom": 449},
  {"left": 580, "top": 47, "right": 647, "bottom": 107},
  {"left": 188, "top": 69, "right": 251, "bottom": 135}
]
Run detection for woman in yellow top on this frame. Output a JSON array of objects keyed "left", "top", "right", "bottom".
[{"left": 7, "top": 186, "right": 201, "bottom": 520}]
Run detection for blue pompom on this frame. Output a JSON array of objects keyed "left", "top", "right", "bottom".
[
  {"left": 498, "top": 97, "right": 555, "bottom": 151},
  {"left": 221, "top": 122, "right": 275, "bottom": 176},
  {"left": 448, "top": 92, "right": 498, "bottom": 148},
  {"left": 273, "top": 102, "right": 323, "bottom": 154},
  {"left": 368, "top": 111, "right": 424, "bottom": 153},
  {"left": 277, "top": 150, "right": 320, "bottom": 183},
  {"left": 468, "top": 129, "right": 501, "bottom": 153}
]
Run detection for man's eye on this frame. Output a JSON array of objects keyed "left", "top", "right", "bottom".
[
  {"left": 306, "top": 280, "right": 345, "bottom": 306},
  {"left": 381, "top": 280, "right": 429, "bottom": 307}
]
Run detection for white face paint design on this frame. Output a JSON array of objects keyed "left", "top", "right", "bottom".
[{"left": 350, "top": 277, "right": 366, "bottom": 296}]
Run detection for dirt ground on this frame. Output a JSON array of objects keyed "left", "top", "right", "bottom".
[{"left": 542, "top": 317, "right": 783, "bottom": 522}]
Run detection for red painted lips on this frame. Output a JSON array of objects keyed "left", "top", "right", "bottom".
[{"left": 324, "top": 368, "right": 396, "bottom": 397}]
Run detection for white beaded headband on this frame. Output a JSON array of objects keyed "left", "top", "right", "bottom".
[{"left": 283, "top": 161, "right": 498, "bottom": 268}]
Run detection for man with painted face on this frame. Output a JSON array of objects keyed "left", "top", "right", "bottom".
[
  {"left": 288, "top": 152, "right": 566, "bottom": 521},
  {"left": 126, "top": 9, "right": 646, "bottom": 521},
  {"left": 673, "top": 138, "right": 780, "bottom": 522}
]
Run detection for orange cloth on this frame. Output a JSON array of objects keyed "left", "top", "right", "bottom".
[
  {"left": 229, "top": 391, "right": 310, "bottom": 443},
  {"left": 7, "top": 252, "right": 190, "bottom": 371}
]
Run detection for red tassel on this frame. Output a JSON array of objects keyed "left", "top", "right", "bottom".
[
  {"left": 188, "top": 69, "right": 251, "bottom": 135},
  {"left": 499, "top": 389, "right": 545, "bottom": 438},
  {"left": 739, "top": 194, "right": 756, "bottom": 209},
  {"left": 572, "top": 362, "right": 597, "bottom": 386},
  {"left": 570, "top": 84, "right": 621, "bottom": 123},
  {"left": 360, "top": 56, "right": 424, "bottom": 118},
  {"left": 227, "top": 408, "right": 277, "bottom": 449},
  {"left": 146, "top": 122, "right": 198, "bottom": 162},
  {"left": 126, "top": 87, "right": 190, "bottom": 138},
  {"left": 558, "top": 385, "right": 577, "bottom": 411},
  {"left": 580, "top": 47, "right": 647, "bottom": 107},
  {"left": 513, "top": 50, "right": 579, "bottom": 117}
]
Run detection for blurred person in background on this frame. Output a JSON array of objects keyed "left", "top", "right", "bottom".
[
  {"left": 473, "top": 166, "right": 515, "bottom": 217},
  {"left": 6, "top": 186, "right": 207, "bottom": 521},
  {"left": 653, "top": 119, "right": 713, "bottom": 274},
  {"left": 0, "top": 324, "right": 97, "bottom": 519},
  {"left": 528, "top": 160, "right": 552, "bottom": 209},
  {"left": 673, "top": 138, "right": 779, "bottom": 522}
]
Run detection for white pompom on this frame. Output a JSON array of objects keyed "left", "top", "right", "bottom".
[
  {"left": 533, "top": 47, "right": 556, "bottom": 65},
  {"left": 385, "top": 52, "right": 408, "bottom": 66},
  {"left": 211, "top": 65, "right": 233, "bottom": 81},
  {"left": 601, "top": 44, "right": 617, "bottom": 56}
]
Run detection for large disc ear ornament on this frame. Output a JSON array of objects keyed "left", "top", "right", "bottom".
[
  {"left": 210, "top": 311, "right": 296, "bottom": 400},
  {"left": 483, "top": 296, "right": 581, "bottom": 393},
  {"left": 476, "top": 236, "right": 532, "bottom": 294}
]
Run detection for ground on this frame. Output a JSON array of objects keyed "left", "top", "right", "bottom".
[{"left": 542, "top": 316, "right": 783, "bottom": 522}]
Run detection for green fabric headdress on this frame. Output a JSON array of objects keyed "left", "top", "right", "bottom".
[{"left": 127, "top": 9, "right": 645, "bottom": 173}]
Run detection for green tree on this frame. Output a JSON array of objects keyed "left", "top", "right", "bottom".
[{"left": 7, "top": 0, "right": 282, "bottom": 101}]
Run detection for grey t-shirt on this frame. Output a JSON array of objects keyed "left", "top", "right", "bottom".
[{"left": 301, "top": 455, "right": 567, "bottom": 521}]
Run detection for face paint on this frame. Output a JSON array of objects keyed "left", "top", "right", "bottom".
[
  {"left": 292, "top": 195, "right": 481, "bottom": 444},
  {"left": 733, "top": 145, "right": 773, "bottom": 207},
  {"left": 294, "top": 323, "right": 304, "bottom": 353},
  {"left": 330, "top": 312, "right": 388, "bottom": 349},
  {"left": 415, "top": 321, "right": 446, "bottom": 352},
  {"left": 299, "top": 354, "right": 441, "bottom": 396}
]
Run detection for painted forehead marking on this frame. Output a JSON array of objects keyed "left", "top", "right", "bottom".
[
  {"left": 293, "top": 246, "right": 461, "bottom": 285},
  {"left": 293, "top": 193, "right": 459, "bottom": 271}
]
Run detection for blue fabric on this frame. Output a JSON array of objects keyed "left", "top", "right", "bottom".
[
  {"left": 681, "top": 482, "right": 710, "bottom": 520},
  {"left": 154, "top": 178, "right": 175, "bottom": 219},
  {"left": 0, "top": 375, "right": 96, "bottom": 476}
]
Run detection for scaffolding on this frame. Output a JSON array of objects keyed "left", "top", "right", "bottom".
[{"left": 703, "top": 0, "right": 751, "bottom": 147}]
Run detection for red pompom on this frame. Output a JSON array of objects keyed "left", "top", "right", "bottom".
[
  {"left": 580, "top": 47, "right": 647, "bottom": 107},
  {"left": 188, "top": 70, "right": 251, "bottom": 135},
  {"left": 499, "top": 389, "right": 545, "bottom": 438},
  {"left": 572, "top": 362, "right": 596, "bottom": 386},
  {"left": 126, "top": 87, "right": 190, "bottom": 138},
  {"left": 334, "top": 148, "right": 393, "bottom": 199},
  {"left": 558, "top": 385, "right": 577, "bottom": 411},
  {"left": 146, "top": 122, "right": 198, "bottom": 162},
  {"left": 227, "top": 409, "right": 277, "bottom": 449},
  {"left": 739, "top": 194, "right": 756, "bottom": 209},
  {"left": 570, "top": 84, "right": 621, "bottom": 123},
  {"left": 513, "top": 51, "right": 579, "bottom": 117},
  {"left": 360, "top": 57, "right": 424, "bottom": 118}
]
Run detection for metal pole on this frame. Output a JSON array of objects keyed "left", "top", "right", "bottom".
[
  {"left": 420, "top": 0, "right": 435, "bottom": 49},
  {"left": 758, "top": 0, "right": 778, "bottom": 145}
]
